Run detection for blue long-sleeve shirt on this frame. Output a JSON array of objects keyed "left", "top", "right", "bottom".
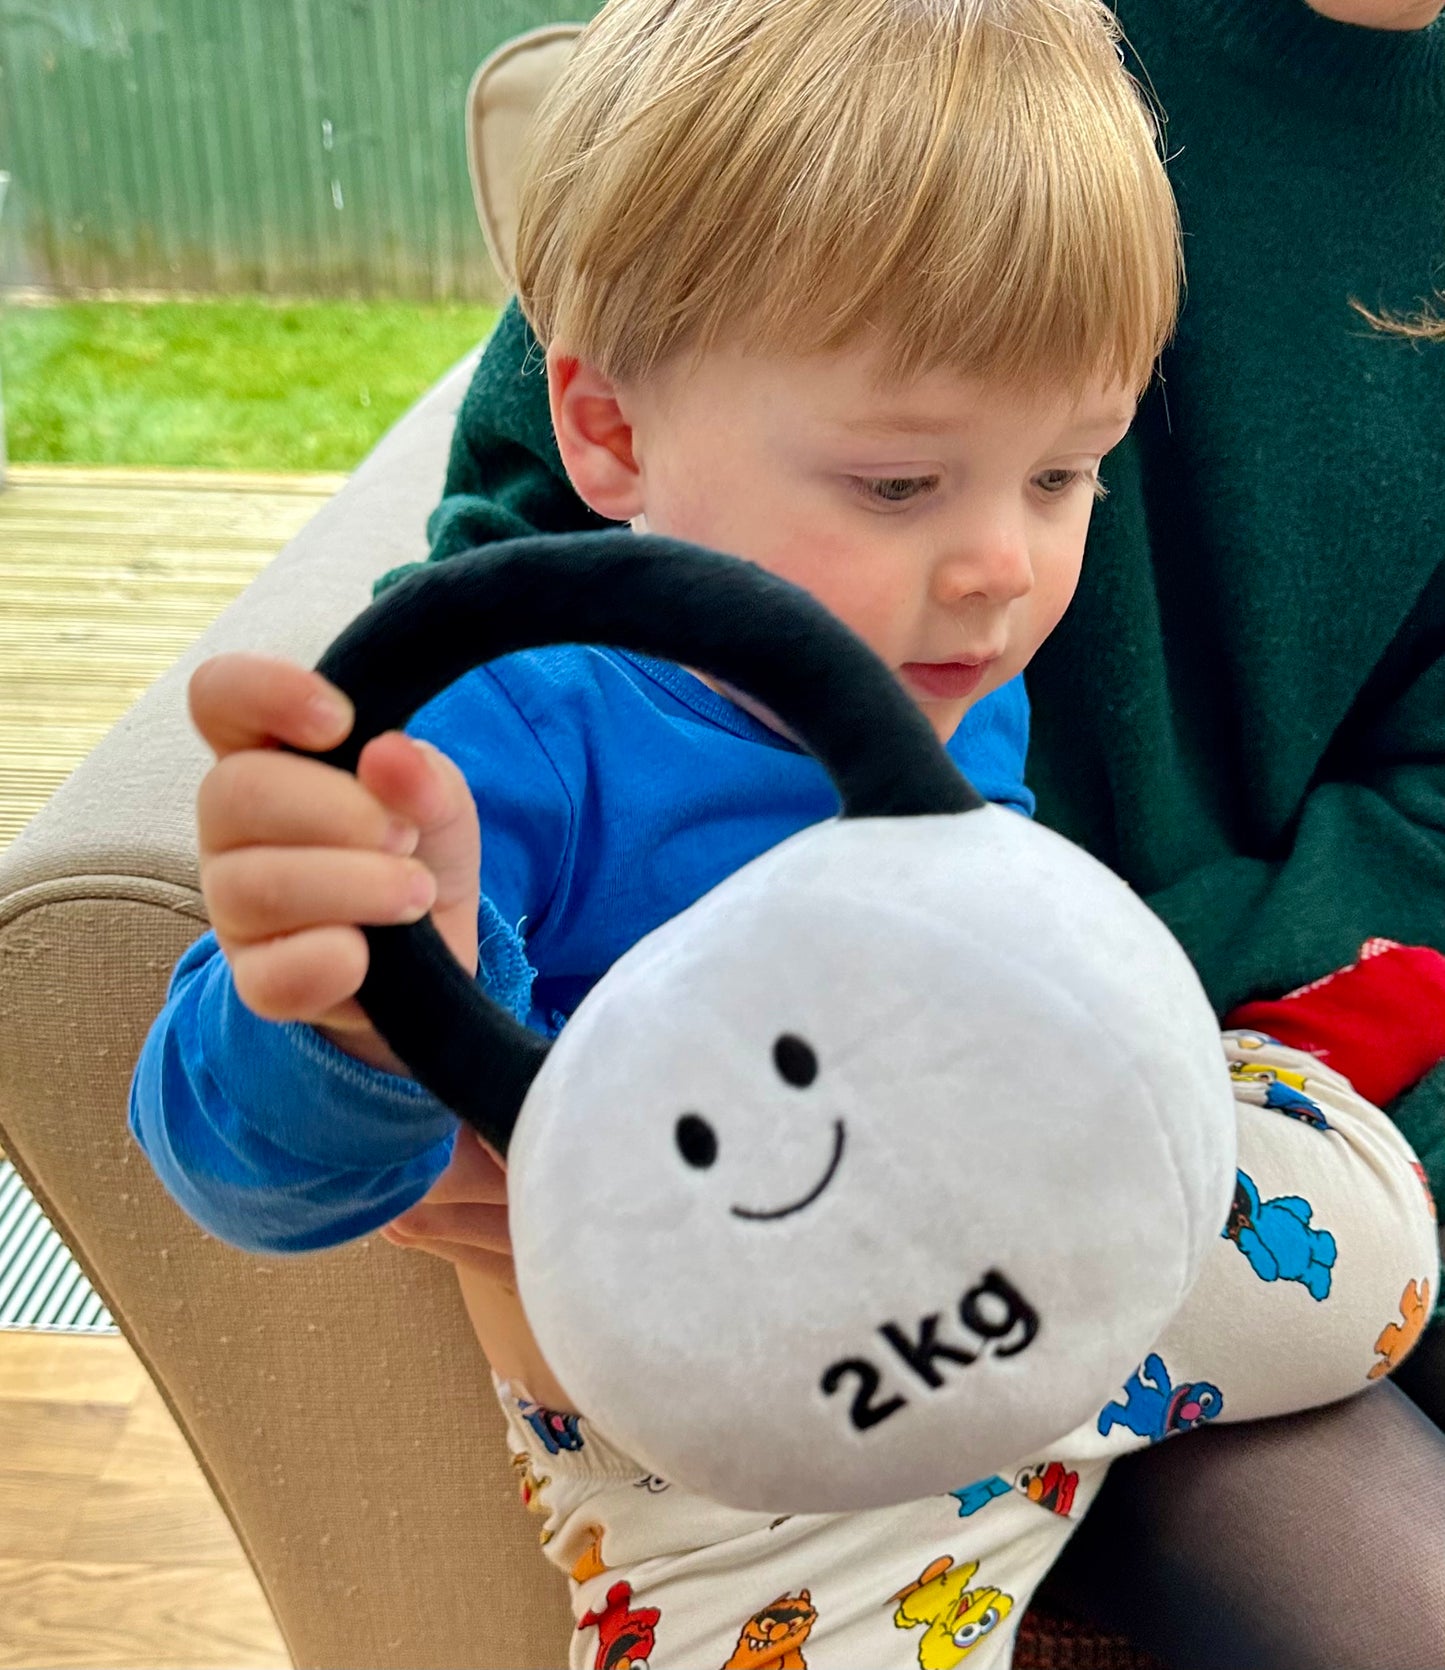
[{"left": 130, "top": 649, "right": 1032, "bottom": 1252}]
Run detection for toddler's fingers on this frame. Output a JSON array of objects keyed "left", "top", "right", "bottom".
[
  {"left": 409, "top": 1127, "right": 509, "bottom": 1206},
  {"left": 197, "top": 749, "right": 419, "bottom": 860},
  {"left": 204, "top": 845, "right": 436, "bottom": 945},
  {"left": 189, "top": 652, "right": 354, "bottom": 758},
  {"left": 383, "top": 1201, "right": 511, "bottom": 1253},
  {"left": 227, "top": 924, "right": 371, "bottom": 1024},
  {"left": 378, "top": 1230, "right": 517, "bottom": 1283},
  {"left": 355, "top": 734, "right": 481, "bottom": 907},
  {"left": 349, "top": 731, "right": 443, "bottom": 819}
]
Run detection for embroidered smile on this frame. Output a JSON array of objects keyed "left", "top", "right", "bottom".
[{"left": 731, "top": 1120, "right": 847, "bottom": 1221}]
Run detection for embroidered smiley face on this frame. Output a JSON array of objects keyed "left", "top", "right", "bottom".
[{"left": 673, "top": 1033, "right": 845, "bottom": 1221}]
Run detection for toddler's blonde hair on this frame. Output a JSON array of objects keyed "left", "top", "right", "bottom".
[{"left": 515, "top": 0, "right": 1182, "bottom": 397}]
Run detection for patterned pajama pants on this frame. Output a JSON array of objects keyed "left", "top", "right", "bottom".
[{"left": 497, "top": 1035, "right": 1438, "bottom": 1669}]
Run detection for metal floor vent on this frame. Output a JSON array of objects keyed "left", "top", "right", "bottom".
[{"left": 0, "top": 1160, "right": 117, "bottom": 1333}]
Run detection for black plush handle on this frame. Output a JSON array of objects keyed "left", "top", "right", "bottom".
[{"left": 305, "top": 532, "right": 981, "bottom": 1150}]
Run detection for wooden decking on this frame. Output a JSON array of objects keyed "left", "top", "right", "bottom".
[
  {"left": 0, "top": 463, "right": 336, "bottom": 1665},
  {"left": 0, "top": 464, "right": 344, "bottom": 850}
]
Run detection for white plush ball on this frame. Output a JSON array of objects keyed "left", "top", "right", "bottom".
[{"left": 510, "top": 807, "right": 1236, "bottom": 1512}]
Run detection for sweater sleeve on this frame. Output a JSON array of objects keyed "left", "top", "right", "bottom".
[
  {"left": 127, "top": 651, "right": 580, "bottom": 1254},
  {"left": 130, "top": 930, "right": 457, "bottom": 1253},
  {"left": 374, "top": 301, "right": 608, "bottom": 597},
  {"left": 127, "top": 895, "right": 535, "bottom": 1254},
  {"left": 1139, "top": 570, "right": 1445, "bottom": 1195}
]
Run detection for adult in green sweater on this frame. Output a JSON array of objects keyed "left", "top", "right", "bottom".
[{"left": 381, "top": 0, "right": 1445, "bottom": 1661}]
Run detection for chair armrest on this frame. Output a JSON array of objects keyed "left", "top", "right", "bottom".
[{"left": 0, "top": 351, "right": 570, "bottom": 1669}]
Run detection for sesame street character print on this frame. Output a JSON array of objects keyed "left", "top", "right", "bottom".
[
  {"left": 510, "top": 1451, "right": 549, "bottom": 1512},
  {"left": 950, "top": 1477, "right": 1010, "bottom": 1518},
  {"left": 509, "top": 1452, "right": 555, "bottom": 1545},
  {"left": 1014, "top": 1460, "right": 1077, "bottom": 1516},
  {"left": 1228, "top": 1058, "right": 1331, "bottom": 1132},
  {"left": 571, "top": 1524, "right": 609, "bottom": 1584},
  {"left": 1097, "top": 1353, "right": 1223, "bottom": 1442},
  {"left": 1369, "top": 1277, "right": 1432, "bottom": 1380},
  {"left": 891, "top": 1555, "right": 1015, "bottom": 1667},
  {"left": 1222, "top": 1171, "right": 1337, "bottom": 1299},
  {"left": 722, "top": 1590, "right": 819, "bottom": 1669},
  {"left": 951, "top": 1461, "right": 1078, "bottom": 1520},
  {"left": 518, "top": 1395, "right": 585, "bottom": 1454},
  {"left": 1231, "top": 1031, "right": 1283, "bottom": 1049},
  {"left": 579, "top": 1580, "right": 661, "bottom": 1670}
]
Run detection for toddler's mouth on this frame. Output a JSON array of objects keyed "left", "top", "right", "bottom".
[{"left": 899, "top": 660, "right": 994, "bottom": 702}]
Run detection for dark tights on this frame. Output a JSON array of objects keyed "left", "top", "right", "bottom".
[
  {"left": 1395, "top": 1318, "right": 1445, "bottom": 1430},
  {"left": 1033, "top": 1336, "right": 1445, "bottom": 1669}
]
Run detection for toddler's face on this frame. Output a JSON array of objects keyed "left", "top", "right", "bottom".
[{"left": 618, "top": 345, "right": 1133, "bottom": 741}]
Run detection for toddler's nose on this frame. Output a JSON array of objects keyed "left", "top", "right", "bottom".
[{"left": 932, "top": 528, "right": 1034, "bottom": 608}]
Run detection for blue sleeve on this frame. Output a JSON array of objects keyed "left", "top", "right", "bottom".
[
  {"left": 128, "top": 662, "right": 578, "bottom": 1255},
  {"left": 946, "top": 676, "right": 1034, "bottom": 818},
  {"left": 128, "top": 897, "right": 535, "bottom": 1254}
]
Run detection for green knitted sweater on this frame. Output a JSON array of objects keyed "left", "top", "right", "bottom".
[{"left": 391, "top": 0, "right": 1445, "bottom": 1199}]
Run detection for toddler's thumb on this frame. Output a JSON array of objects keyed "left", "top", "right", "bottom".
[{"left": 403, "top": 737, "right": 482, "bottom": 973}]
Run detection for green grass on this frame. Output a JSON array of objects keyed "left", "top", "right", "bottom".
[{"left": 0, "top": 298, "right": 499, "bottom": 472}]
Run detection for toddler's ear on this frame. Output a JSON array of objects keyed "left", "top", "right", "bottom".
[{"left": 546, "top": 346, "right": 644, "bottom": 523}]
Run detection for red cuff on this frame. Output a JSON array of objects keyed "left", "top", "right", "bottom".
[{"left": 1225, "top": 939, "right": 1445, "bottom": 1108}]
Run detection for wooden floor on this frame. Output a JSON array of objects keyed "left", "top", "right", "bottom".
[
  {"left": 0, "top": 1331, "right": 290, "bottom": 1668},
  {"left": 0, "top": 464, "right": 341, "bottom": 1665},
  {"left": 0, "top": 464, "right": 344, "bottom": 850}
]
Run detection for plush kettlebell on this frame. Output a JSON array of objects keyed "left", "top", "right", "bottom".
[{"left": 305, "top": 531, "right": 1236, "bottom": 1513}]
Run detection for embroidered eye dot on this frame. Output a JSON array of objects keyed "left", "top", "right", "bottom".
[
  {"left": 675, "top": 1114, "right": 718, "bottom": 1168},
  {"left": 773, "top": 1034, "right": 818, "bottom": 1088}
]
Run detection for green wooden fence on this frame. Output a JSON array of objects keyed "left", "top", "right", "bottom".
[{"left": 0, "top": 0, "right": 599, "bottom": 299}]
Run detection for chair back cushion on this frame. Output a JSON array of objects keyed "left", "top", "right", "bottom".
[{"left": 468, "top": 25, "right": 584, "bottom": 288}]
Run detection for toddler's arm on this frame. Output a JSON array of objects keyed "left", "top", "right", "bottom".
[
  {"left": 129, "top": 650, "right": 485, "bottom": 1249},
  {"left": 129, "top": 927, "right": 460, "bottom": 1250}
]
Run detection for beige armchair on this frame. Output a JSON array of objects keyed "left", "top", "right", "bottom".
[{"left": 0, "top": 27, "right": 1141, "bottom": 1670}]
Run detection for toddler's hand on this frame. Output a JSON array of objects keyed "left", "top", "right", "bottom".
[
  {"left": 1304, "top": 0, "right": 1442, "bottom": 27},
  {"left": 380, "top": 1126, "right": 514, "bottom": 1282},
  {"left": 189, "top": 651, "right": 481, "bottom": 1074}
]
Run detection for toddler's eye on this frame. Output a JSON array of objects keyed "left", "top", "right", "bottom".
[
  {"left": 851, "top": 474, "right": 938, "bottom": 506},
  {"left": 1035, "top": 468, "right": 1106, "bottom": 500}
]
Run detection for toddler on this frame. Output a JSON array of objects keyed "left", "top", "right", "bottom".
[{"left": 131, "top": 1, "right": 1438, "bottom": 1664}]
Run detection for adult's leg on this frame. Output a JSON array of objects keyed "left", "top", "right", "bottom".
[
  {"left": 1395, "top": 1316, "right": 1445, "bottom": 1429},
  {"left": 1032, "top": 1381, "right": 1445, "bottom": 1670}
]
